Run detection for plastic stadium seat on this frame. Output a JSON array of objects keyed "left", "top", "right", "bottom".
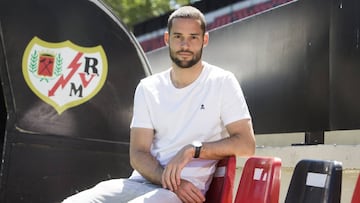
[
  {"left": 285, "top": 159, "right": 342, "bottom": 203},
  {"left": 352, "top": 173, "right": 360, "bottom": 203},
  {"left": 205, "top": 156, "right": 236, "bottom": 203},
  {"left": 234, "top": 156, "right": 282, "bottom": 203}
]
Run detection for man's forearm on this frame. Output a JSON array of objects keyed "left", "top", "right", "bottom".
[
  {"left": 130, "top": 150, "right": 163, "bottom": 185},
  {"left": 199, "top": 119, "right": 255, "bottom": 160},
  {"left": 201, "top": 134, "right": 255, "bottom": 159}
]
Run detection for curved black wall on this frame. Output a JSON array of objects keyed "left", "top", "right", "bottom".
[{"left": 0, "top": 0, "right": 150, "bottom": 202}]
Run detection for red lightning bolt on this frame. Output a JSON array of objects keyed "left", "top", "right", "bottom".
[{"left": 48, "top": 52, "right": 83, "bottom": 97}]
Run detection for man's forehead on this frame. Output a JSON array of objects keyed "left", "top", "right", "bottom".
[
  {"left": 172, "top": 17, "right": 202, "bottom": 25},
  {"left": 170, "top": 18, "right": 203, "bottom": 34}
]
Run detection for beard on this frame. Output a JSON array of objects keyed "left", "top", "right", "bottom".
[{"left": 169, "top": 47, "right": 203, "bottom": 69}]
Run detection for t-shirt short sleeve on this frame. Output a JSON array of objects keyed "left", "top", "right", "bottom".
[
  {"left": 130, "top": 81, "right": 154, "bottom": 129},
  {"left": 220, "top": 72, "right": 251, "bottom": 126}
]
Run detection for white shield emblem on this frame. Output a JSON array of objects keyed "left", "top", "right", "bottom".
[{"left": 22, "top": 36, "right": 108, "bottom": 114}]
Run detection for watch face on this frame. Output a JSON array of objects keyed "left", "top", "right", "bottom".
[{"left": 192, "top": 140, "right": 202, "bottom": 147}]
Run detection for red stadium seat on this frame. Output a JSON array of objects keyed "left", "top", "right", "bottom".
[
  {"left": 234, "top": 156, "right": 282, "bottom": 203},
  {"left": 352, "top": 173, "right": 360, "bottom": 203},
  {"left": 205, "top": 156, "right": 236, "bottom": 203}
]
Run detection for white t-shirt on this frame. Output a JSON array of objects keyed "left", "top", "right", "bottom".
[{"left": 129, "top": 62, "right": 251, "bottom": 193}]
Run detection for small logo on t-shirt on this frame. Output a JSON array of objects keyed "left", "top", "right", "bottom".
[{"left": 200, "top": 104, "right": 205, "bottom": 110}]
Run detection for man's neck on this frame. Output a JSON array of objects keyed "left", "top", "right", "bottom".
[{"left": 170, "top": 61, "right": 204, "bottom": 88}]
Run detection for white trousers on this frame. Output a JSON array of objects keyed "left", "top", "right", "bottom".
[{"left": 62, "top": 179, "right": 182, "bottom": 203}]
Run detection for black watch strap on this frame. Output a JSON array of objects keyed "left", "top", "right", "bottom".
[
  {"left": 194, "top": 146, "right": 201, "bottom": 158},
  {"left": 192, "top": 141, "right": 202, "bottom": 158}
]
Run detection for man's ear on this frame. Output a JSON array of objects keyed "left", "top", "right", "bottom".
[
  {"left": 164, "top": 32, "right": 169, "bottom": 46},
  {"left": 203, "top": 32, "right": 209, "bottom": 47}
]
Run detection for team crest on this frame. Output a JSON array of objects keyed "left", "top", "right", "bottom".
[{"left": 22, "top": 36, "right": 108, "bottom": 114}]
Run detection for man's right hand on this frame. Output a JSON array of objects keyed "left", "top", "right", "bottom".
[
  {"left": 161, "top": 144, "right": 194, "bottom": 191},
  {"left": 173, "top": 179, "right": 205, "bottom": 203}
]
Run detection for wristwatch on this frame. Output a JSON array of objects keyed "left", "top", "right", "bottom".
[{"left": 192, "top": 141, "right": 202, "bottom": 158}]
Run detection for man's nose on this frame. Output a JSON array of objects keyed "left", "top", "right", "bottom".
[{"left": 180, "top": 39, "right": 190, "bottom": 48}]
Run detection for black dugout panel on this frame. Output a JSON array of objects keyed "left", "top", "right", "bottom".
[
  {"left": 330, "top": 0, "right": 360, "bottom": 130},
  {"left": 0, "top": 0, "right": 150, "bottom": 202},
  {"left": 203, "top": 0, "right": 330, "bottom": 134}
]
